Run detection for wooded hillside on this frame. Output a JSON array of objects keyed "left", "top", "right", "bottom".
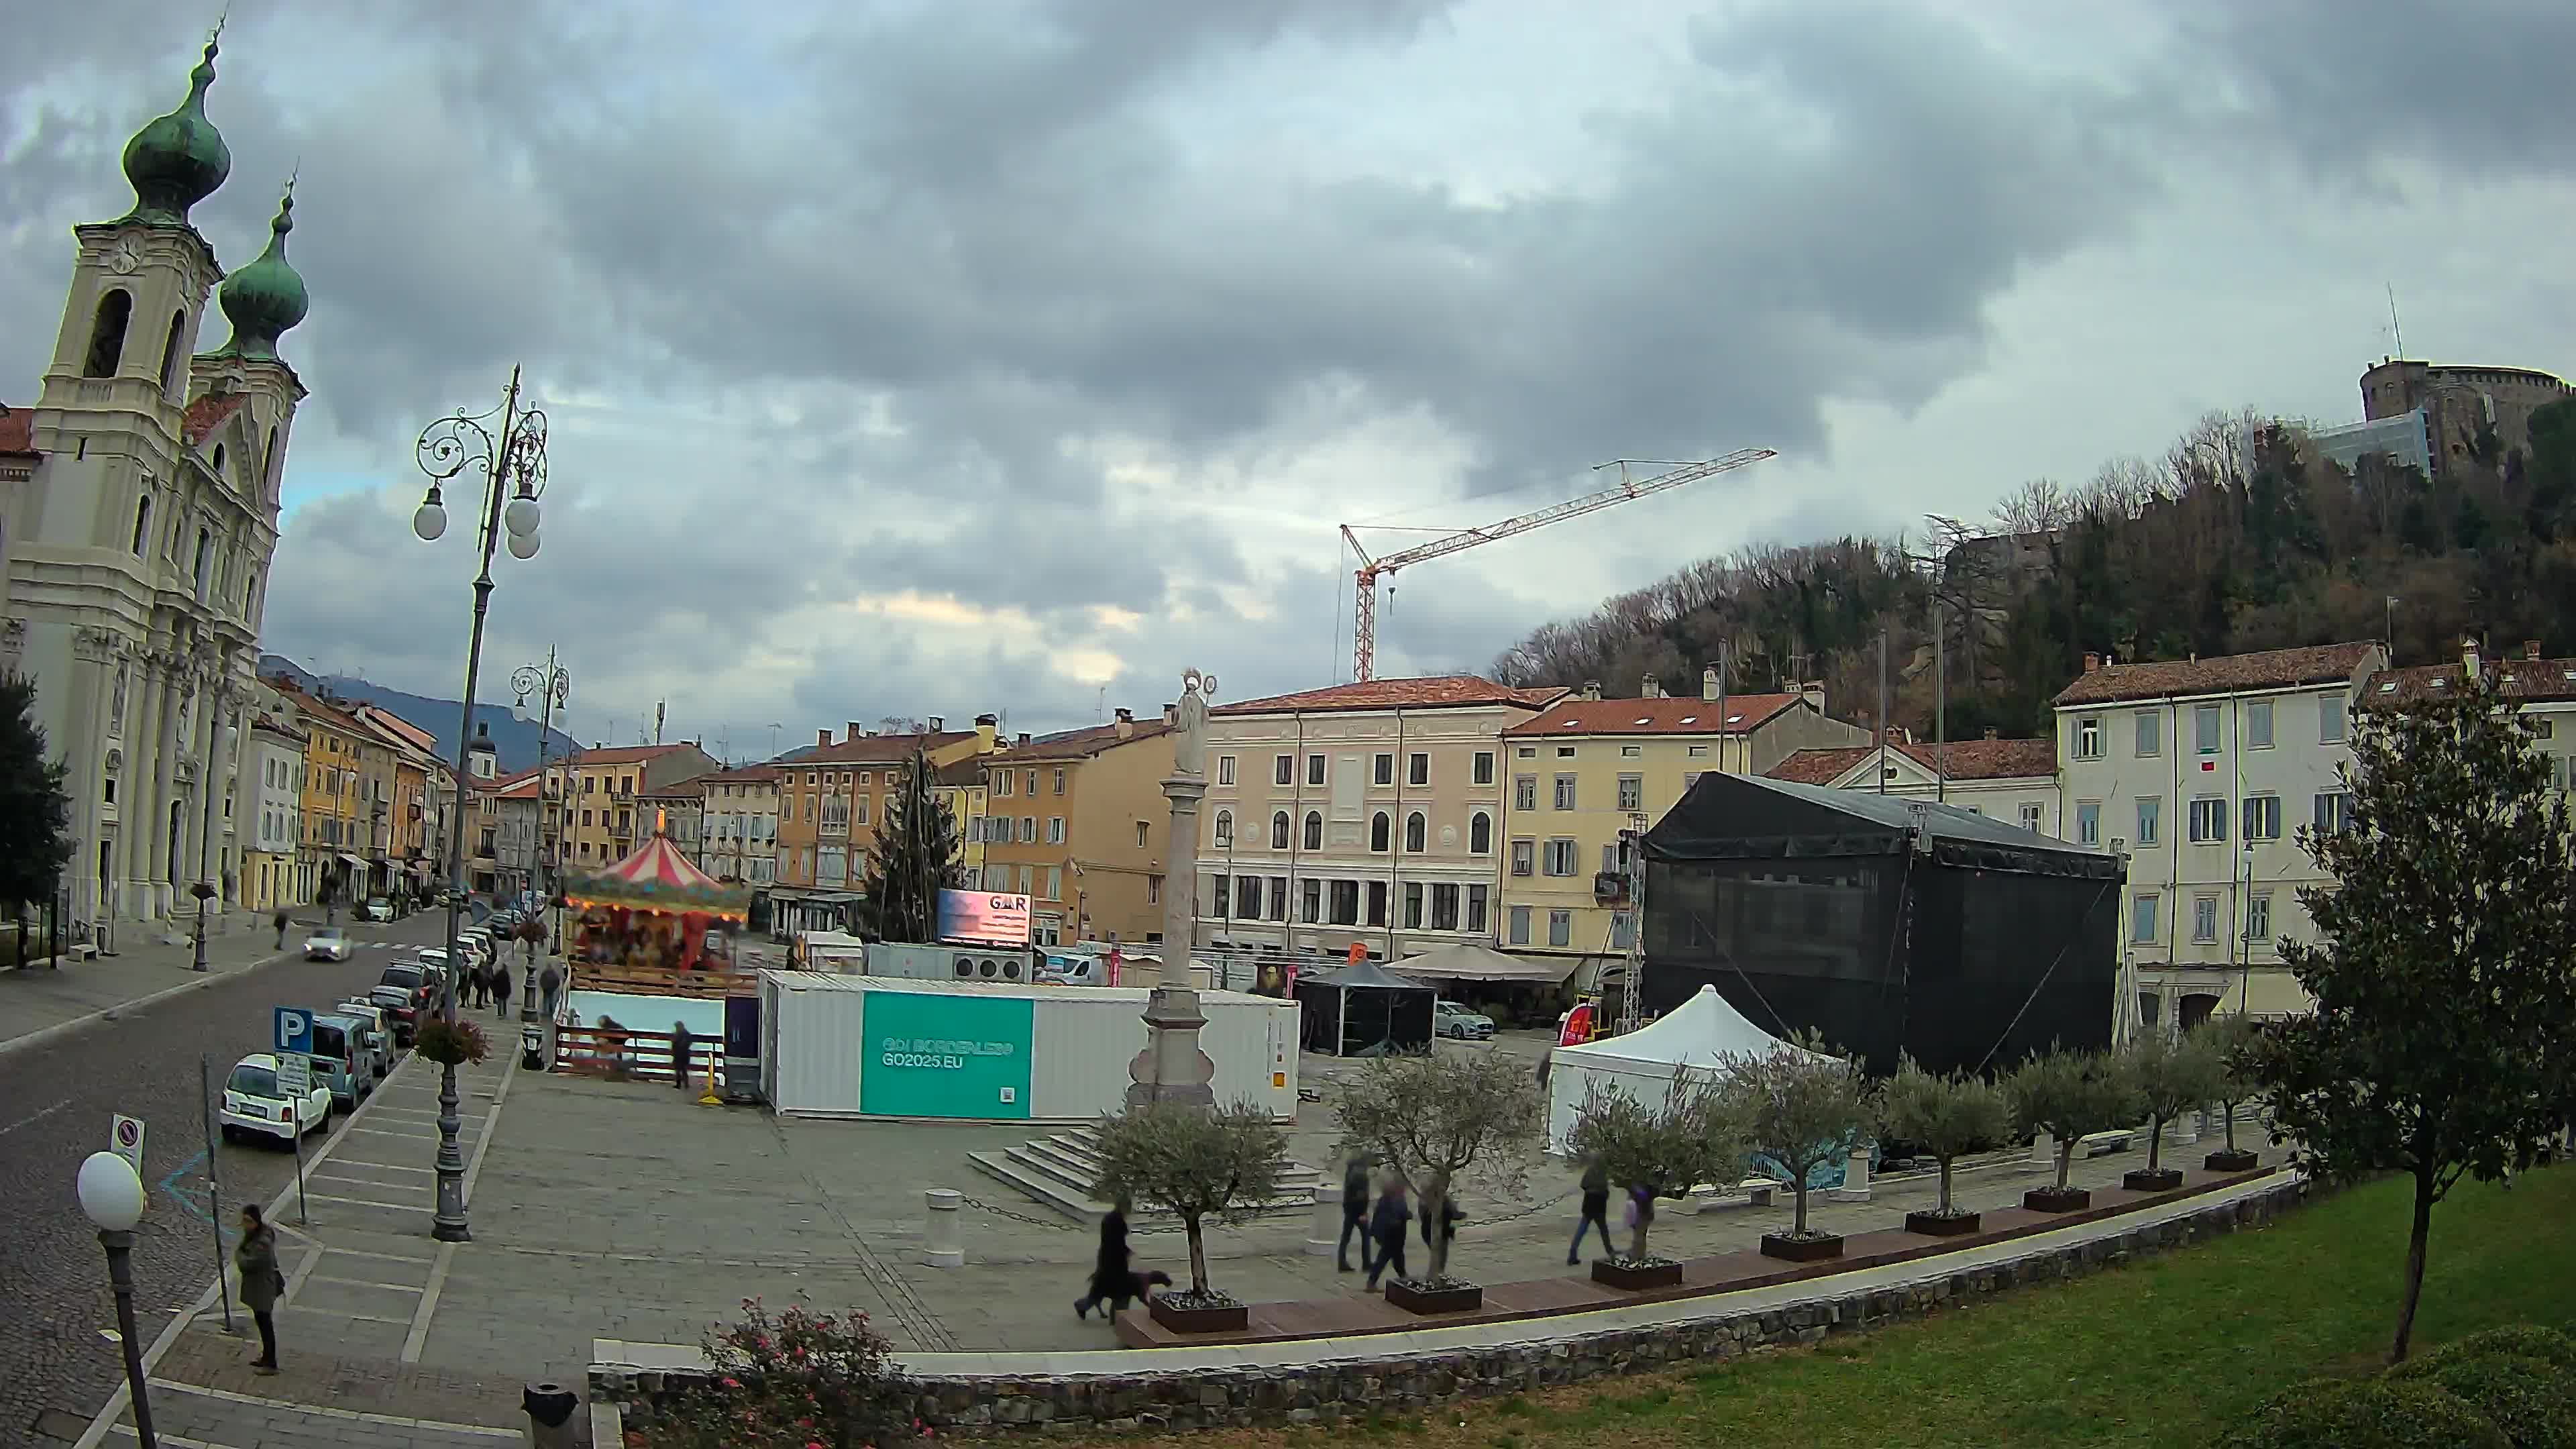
[{"left": 1489, "top": 398, "right": 2576, "bottom": 739}]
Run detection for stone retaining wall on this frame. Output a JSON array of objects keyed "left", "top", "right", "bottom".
[{"left": 595, "top": 1178, "right": 2306, "bottom": 1438}]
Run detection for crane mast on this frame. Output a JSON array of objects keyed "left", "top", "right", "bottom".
[{"left": 1342, "top": 447, "right": 1777, "bottom": 680}]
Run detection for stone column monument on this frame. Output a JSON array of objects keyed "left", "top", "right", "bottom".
[{"left": 1126, "top": 669, "right": 1218, "bottom": 1110}]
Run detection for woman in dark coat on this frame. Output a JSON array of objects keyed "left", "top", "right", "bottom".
[
  {"left": 1073, "top": 1203, "right": 1133, "bottom": 1320},
  {"left": 235, "top": 1203, "right": 284, "bottom": 1373}
]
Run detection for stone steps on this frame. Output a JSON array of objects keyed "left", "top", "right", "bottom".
[{"left": 968, "top": 1124, "right": 1320, "bottom": 1225}]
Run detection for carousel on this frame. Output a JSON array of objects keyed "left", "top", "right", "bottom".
[{"left": 559, "top": 813, "right": 753, "bottom": 985}]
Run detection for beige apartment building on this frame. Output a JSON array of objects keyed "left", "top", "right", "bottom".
[
  {"left": 549, "top": 741, "right": 719, "bottom": 871},
  {"left": 770, "top": 718, "right": 997, "bottom": 936},
  {"left": 979, "top": 710, "right": 1174, "bottom": 947},
  {"left": 1196, "top": 676, "right": 1565, "bottom": 962},
  {"left": 696, "top": 763, "right": 782, "bottom": 887},
  {"left": 1496, "top": 673, "right": 1868, "bottom": 980}
]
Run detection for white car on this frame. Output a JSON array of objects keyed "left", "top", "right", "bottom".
[
  {"left": 303, "top": 927, "right": 353, "bottom": 962},
  {"left": 217, "top": 1053, "right": 331, "bottom": 1145},
  {"left": 1435, "top": 1000, "right": 1497, "bottom": 1040},
  {"left": 363, "top": 897, "right": 394, "bottom": 922}
]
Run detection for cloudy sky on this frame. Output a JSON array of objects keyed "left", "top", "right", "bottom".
[{"left": 5, "top": 1, "right": 2570, "bottom": 755}]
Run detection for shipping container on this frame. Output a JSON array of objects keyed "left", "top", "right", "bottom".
[{"left": 759, "top": 971, "right": 1297, "bottom": 1122}]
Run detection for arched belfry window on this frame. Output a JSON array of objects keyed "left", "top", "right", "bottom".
[
  {"left": 158, "top": 310, "right": 186, "bottom": 394},
  {"left": 84, "top": 290, "right": 133, "bottom": 378},
  {"left": 130, "top": 495, "right": 152, "bottom": 555}
]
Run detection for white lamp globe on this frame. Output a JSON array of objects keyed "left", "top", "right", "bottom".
[
  {"left": 412, "top": 499, "right": 448, "bottom": 542},
  {"left": 77, "top": 1151, "right": 146, "bottom": 1232},
  {"left": 504, "top": 495, "right": 541, "bottom": 537},
  {"left": 506, "top": 529, "right": 540, "bottom": 561}
]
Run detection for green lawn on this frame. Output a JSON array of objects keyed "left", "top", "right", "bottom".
[{"left": 1235, "top": 1165, "right": 2576, "bottom": 1449}]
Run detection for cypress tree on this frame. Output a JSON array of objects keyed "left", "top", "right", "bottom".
[{"left": 0, "top": 675, "right": 74, "bottom": 963}]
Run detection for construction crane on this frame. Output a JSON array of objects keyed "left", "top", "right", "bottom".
[{"left": 1340, "top": 447, "right": 1777, "bottom": 680}]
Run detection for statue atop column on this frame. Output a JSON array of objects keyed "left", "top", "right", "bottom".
[{"left": 1171, "top": 668, "right": 1216, "bottom": 778}]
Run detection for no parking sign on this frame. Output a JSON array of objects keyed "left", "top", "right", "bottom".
[{"left": 109, "top": 1114, "right": 145, "bottom": 1177}]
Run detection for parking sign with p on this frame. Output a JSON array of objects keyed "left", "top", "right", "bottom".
[{"left": 273, "top": 1007, "right": 312, "bottom": 1056}]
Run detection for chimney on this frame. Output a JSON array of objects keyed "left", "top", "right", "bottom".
[
  {"left": 1016, "top": 733, "right": 1031, "bottom": 747},
  {"left": 1580, "top": 680, "right": 1603, "bottom": 702},
  {"left": 928, "top": 715, "right": 945, "bottom": 733},
  {"left": 816, "top": 729, "right": 830, "bottom": 749},
  {"left": 974, "top": 713, "right": 998, "bottom": 751},
  {"left": 2524, "top": 640, "right": 2542, "bottom": 661},
  {"left": 1799, "top": 682, "right": 1825, "bottom": 712},
  {"left": 2083, "top": 651, "right": 2101, "bottom": 674},
  {"left": 2462, "top": 635, "right": 2481, "bottom": 680},
  {"left": 847, "top": 720, "right": 864, "bottom": 741},
  {"left": 1641, "top": 674, "right": 1662, "bottom": 698},
  {"left": 1701, "top": 666, "right": 1719, "bottom": 702},
  {"left": 1114, "top": 707, "right": 1134, "bottom": 739},
  {"left": 1984, "top": 727, "right": 1999, "bottom": 741},
  {"left": 1163, "top": 702, "right": 1178, "bottom": 727}
]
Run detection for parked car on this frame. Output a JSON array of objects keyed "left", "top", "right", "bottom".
[
  {"left": 366, "top": 983, "right": 420, "bottom": 1044},
  {"left": 218, "top": 1053, "right": 331, "bottom": 1144},
  {"left": 1435, "top": 999, "right": 1497, "bottom": 1040},
  {"left": 306, "top": 1014, "right": 372, "bottom": 1110},
  {"left": 335, "top": 1000, "right": 396, "bottom": 1079},
  {"left": 377, "top": 961, "right": 439, "bottom": 1021},
  {"left": 363, "top": 896, "right": 394, "bottom": 922},
  {"left": 303, "top": 926, "right": 354, "bottom": 962}
]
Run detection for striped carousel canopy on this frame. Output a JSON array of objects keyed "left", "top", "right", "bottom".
[{"left": 563, "top": 822, "right": 751, "bottom": 921}]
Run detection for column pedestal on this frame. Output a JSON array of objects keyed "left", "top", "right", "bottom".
[{"left": 1127, "top": 771, "right": 1215, "bottom": 1110}]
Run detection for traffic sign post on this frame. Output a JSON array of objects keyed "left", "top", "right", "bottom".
[
  {"left": 109, "top": 1114, "right": 146, "bottom": 1179},
  {"left": 273, "top": 1008, "right": 313, "bottom": 1056}
]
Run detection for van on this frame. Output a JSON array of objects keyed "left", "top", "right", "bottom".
[
  {"left": 306, "top": 1014, "right": 371, "bottom": 1111},
  {"left": 335, "top": 1000, "right": 396, "bottom": 1080},
  {"left": 1038, "top": 953, "right": 1110, "bottom": 987}
]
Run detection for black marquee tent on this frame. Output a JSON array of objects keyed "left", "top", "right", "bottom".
[
  {"left": 1294, "top": 961, "right": 1437, "bottom": 1057},
  {"left": 1639, "top": 772, "right": 2123, "bottom": 1077}
]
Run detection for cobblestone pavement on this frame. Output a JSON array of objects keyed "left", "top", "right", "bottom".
[
  {"left": 0, "top": 910, "right": 451, "bottom": 1444},
  {"left": 100, "top": 1322, "right": 527, "bottom": 1447}
]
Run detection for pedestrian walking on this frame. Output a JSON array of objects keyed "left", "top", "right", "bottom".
[
  {"left": 1568, "top": 1155, "right": 1612, "bottom": 1265},
  {"left": 670, "top": 1020, "right": 696, "bottom": 1090},
  {"left": 1422, "top": 1190, "right": 1466, "bottom": 1260},
  {"left": 272, "top": 908, "right": 288, "bottom": 951},
  {"left": 1336, "top": 1152, "right": 1373, "bottom": 1273},
  {"left": 1363, "top": 1175, "right": 1412, "bottom": 1290},
  {"left": 539, "top": 961, "right": 563, "bottom": 1017},
  {"left": 492, "top": 966, "right": 513, "bottom": 1020},
  {"left": 1073, "top": 1201, "right": 1132, "bottom": 1320},
  {"left": 473, "top": 963, "right": 492, "bottom": 1010},
  {"left": 235, "top": 1203, "right": 284, "bottom": 1374}
]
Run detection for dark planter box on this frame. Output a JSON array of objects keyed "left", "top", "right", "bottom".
[
  {"left": 1383, "top": 1279, "right": 1483, "bottom": 1315},
  {"left": 1592, "top": 1258, "right": 1684, "bottom": 1291},
  {"left": 2204, "top": 1148, "right": 2261, "bottom": 1173},
  {"left": 1760, "top": 1232, "right": 1844, "bottom": 1263},
  {"left": 1146, "top": 1297, "right": 1248, "bottom": 1335},
  {"left": 2123, "top": 1167, "right": 2186, "bottom": 1193},
  {"left": 2023, "top": 1185, "right": 2092, "bottom": 1213},
  {"left": 1905, "top": 1210, "right": 1981, "bottom": 1237}
]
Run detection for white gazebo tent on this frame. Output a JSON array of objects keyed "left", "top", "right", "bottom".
[{"left": 1544, "top": 984, "right": 1825, "bottom": 1152}]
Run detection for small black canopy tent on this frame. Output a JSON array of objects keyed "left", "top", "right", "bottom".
[
  {"left": 1640, "top": 772, "right": 2123, "bottom": 1076},
  {"left": 1294, "top": 960, "right": 1437, "bottom": 1057}
]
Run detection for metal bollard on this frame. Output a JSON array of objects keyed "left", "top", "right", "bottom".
[
  {"left": 2031, "top": 1130, "right": 2057, "bottom": 1174},
  {"left": 921, "top": 1188, "right": 964, "bottom": 1268},
  {"left": 1829, "top": 1142, "right": 1872, "bottom": 1202},
  {"left": 523, "top": 1381, "right": 580, "bottom": 1448},
  {"left": 1304, "top": 1182, "right": 1343, "bottom": 1256}
]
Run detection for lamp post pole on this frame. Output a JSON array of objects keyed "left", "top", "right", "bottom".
[
  {"left": 513, "top": 651, "right": 568, "bottom": 1024},
  {"left": 413, "top": 367, "right": 549, "bottom": 1242},
  {"left": 78, "top": 1152, "right": 156, "bottom": 1448}
]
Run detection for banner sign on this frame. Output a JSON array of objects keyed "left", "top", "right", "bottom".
[
  {"left": 936, "top": 890, "right": 1032, "bottom": 946},
  {"left": 1558, "top": 1002, "right": 1597, "bottom": 1047},
  {"left": 859, "top": 990, "right": 1034, "bottom": 1120}
]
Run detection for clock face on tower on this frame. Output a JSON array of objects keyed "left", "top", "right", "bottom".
[{"left": 107, "top": 235, "right": 144, "bottom": 275}]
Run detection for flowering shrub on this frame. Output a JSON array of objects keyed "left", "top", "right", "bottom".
[
  {"left": 413, "top": 1017, "right": 489, "bottom": 1067},
  {"left": 643, "top": 1298, "right": 910, "bottom": 1449}
]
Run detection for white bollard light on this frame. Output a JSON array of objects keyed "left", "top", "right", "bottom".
[
  {"left": 2031, "top": 1130, "right": 2057, "bottom": 1175},
  {"left": 1305, "top": 1181, "right": 1343, "bottom": 1256},
  {"left": 921, "top": 1187, "right": 965, "bottom": 1269},
  {"left": 1829, "top": 1142, "right": 1873, "bottom": 1202}
]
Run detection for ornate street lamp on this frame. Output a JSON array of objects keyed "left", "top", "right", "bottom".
[
  {"left": 412, "top": 366, "right": 548, "bottom": 1242},
  {"left": 78, "top": 1151, "right": 156, "bottom": 1448},
  {"left": 512, "top": 651, "right": 570, "bottom": 1024}
]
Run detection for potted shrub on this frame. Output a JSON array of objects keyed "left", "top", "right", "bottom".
[
  {"left": 1333, "top": 1050, "right": 1541, "bottom": 1314},
  {"left": 413, "top": 1016, "right": 490, "bottom": 1067},
  {"left": 1091, "top": 1099, "right": 1289, "bottom": 1334},
  {"left": 2123, "top": 1028, "right": 2224, "bottom": 1191},
  {"left": 645, "top": 1297, "right": 907, "bottom": 1449},
  {"left": 1874, "top": 1055, "right": 2013, "bottom": 1236},
  {"left": 2196, "top": 1015, "right": 2265, "bottom": 1173},
  {"left": 2006, "top": 1046, "right": 2139, "bottom": 1212},
  {"left": 1564, "top": 1069, "right": 1745, "bottom": 1291},
  {"left": 1723, "top": 1032, "right": 1871, "bottom": 1262}
]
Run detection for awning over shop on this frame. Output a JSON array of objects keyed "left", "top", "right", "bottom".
[
  {"left": 337, "top": 853, "right": 368, "bottom": 872},
  {"left": 1391, "top": 941, "right": 1583, "bottom": 985}
]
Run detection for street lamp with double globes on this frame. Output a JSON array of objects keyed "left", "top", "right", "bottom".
[
  {"left": 78, "top": 1150, "right": 157, "bottom": 1448},
  {"left": 413, "top": 366, "right": 549, "bottom": 1243},
  {"left": 511, "top": 653, "right": 570, "bottom": 1026}
]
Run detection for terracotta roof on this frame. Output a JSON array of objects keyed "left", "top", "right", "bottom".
[
  {"left": 250, "top": 717, "right": 307, "bottom": 745},
  {"left": 694, "top": 764, "right": 782, "bottom": 784},
  {"left": 264, "top": 678, "right": 366, "bottom": 736},
  {"left": 1215, "top": 676, "right": 1566, "bottom": 716},
  {"left": 796, "top": 731, "right": 976, "bottom": 765},
  {"left": 991, "top": 719, "right": 1172, "bottom": 762},
  {"left": 934, "top": 758, "right": 987, "bottom": 787},
  {"left": 566, "top": 743, "right": 695, "bottom": 767},
  {"left": 2366, "top": 654, "right": 2576, "bottom": 706},
  {"left": 2051, "top": 642, "right": 2380, "bottom": 707},
  {"left": 1503, "top": 694, "right": 1804, "bottom": 738},
  {"left": 355, "top": 704, "right": 440, "bottom": 757},
  {"left": 1767, "top": 737, "right": 2058, "bottom": 786},
  {"left": 0, "top": 405, "right": 34, "bottom": 457},
  {"left": 181, "top": 392, "right": 250, "bottom": 446},
  {"left": 492, "top": 775, "right": 543, "bottom": 800}
]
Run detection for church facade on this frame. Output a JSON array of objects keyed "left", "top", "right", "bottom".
[{"left": 1, "top": 32, "right": 312, "bottom": 929}]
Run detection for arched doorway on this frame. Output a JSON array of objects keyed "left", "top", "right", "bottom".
[{"left": 2178, "top": 993, "right": 2222, "bottom": 1031}]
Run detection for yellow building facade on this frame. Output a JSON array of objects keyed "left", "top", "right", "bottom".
[{"left": 979, "top": 710, "right": 1174, "bottom": 947}]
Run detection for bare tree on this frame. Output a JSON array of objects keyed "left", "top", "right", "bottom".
[{"left": 1332, "top": 1051, "right": 1542, "bottom": 1284}]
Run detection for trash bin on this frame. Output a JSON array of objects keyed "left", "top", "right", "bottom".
[
  {"left": 523, "top": 1381, "right": 580, "bottom": 1448},
  {"left": 519, "top": 1025, "right": 547, "bottom": 1072}
]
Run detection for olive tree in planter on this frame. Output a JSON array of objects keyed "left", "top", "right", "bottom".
[
  {"left": 2006, "top": 1046, "right": 2140, "bottom": 1212},
  {"left": 1874, "top": 1055, "right": 2013, "bottom": 1237},
  {"left": 1563, "top": 1069, "right": 1745, "bottom": 1291},
  {"left": 2123, "top": 1028, "right": 2226, "bottom": 1191},
  {"left": 1722, "top": 1033, "right": 1871, "bottom": 1262},
  {"left": 2197, "top": 1014, "right": 2265, "bottom": 1172},
  {"left": 1333, "top": 1049, "right": 1542, "bottom": 1314},
  {"left": 1090, "top": 1099, "right": 1289, "bottom": 1334}
]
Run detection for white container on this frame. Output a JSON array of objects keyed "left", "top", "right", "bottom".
[{"left": 759, "top": 971, "right": 1298, "bottom": 1122}]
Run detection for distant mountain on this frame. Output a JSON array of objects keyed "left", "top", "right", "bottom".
[{"left": 258, "top": 655, "right": 577, "bottom": 775}]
